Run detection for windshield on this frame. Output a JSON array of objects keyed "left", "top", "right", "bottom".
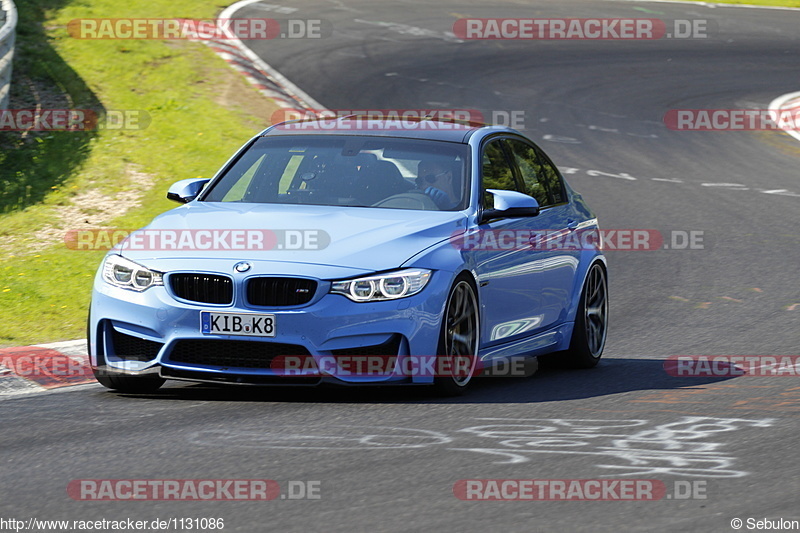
[{"left": 201, "top": 135, "right": 470, "bottom": 211}]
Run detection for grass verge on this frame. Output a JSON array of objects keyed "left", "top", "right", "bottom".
[{"left": 0, "top": 0, "right": 279, "bottom": 346}]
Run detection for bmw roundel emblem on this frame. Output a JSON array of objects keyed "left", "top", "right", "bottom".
[{"left": 233, "top": 261, "right": 252, "bottom": 273}]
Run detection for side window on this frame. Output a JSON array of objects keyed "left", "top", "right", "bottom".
[
  {"left": 481, "top": 140, "right": 520, "bottom": 207},
  {"left": 534, "top": 147, "right": 566, "bottom": 204},
  {"left": 506, "top": 139, "right": 551, "bottom": 207}
]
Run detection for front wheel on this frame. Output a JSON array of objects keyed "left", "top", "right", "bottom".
[
  {"left": 434, "top": 276, "right": 480, "bottom": 396},
  {"left": 562, "top": 262, "right": 608, "bottom": 368}
]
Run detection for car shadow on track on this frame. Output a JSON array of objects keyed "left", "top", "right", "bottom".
[{"left": 97, "top": 357, "right": 736, "bottom": 404}]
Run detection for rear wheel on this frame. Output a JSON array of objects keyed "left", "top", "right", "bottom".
[
  {"left": 562, "top": 262, "right": 608, "bottom": 368},
  {"left": 434, "top": 276, "right": 480, "bottom": 396}
]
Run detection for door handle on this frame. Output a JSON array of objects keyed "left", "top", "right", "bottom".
[{"left": 566, "top": 220, "right": 579, "bottom": 232}]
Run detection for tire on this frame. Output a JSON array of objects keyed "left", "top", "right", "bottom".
[
  {"left": 434, "top": 276, "right": 480, "bottom": 396},
  {"left": 93, "top": 367, "right": 166, "bottom": 393},
  {"left": 561, "top": 262, "right": 608, "bottom": 369}
]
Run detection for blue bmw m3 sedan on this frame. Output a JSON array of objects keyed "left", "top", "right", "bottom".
[{"left": 88, "top": 115, "right": 607, "bottom": 395}]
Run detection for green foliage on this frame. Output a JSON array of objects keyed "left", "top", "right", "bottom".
[{"left": 0, "top": 0, "right": 273, "bottom": 346}]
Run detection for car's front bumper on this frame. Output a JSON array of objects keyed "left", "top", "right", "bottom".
[{"left": 89, "top": 268, "right": 452, "bottom": 386}]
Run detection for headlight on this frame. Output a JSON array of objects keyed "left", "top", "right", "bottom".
[
  {"left": 102, "top": 254, "right": 163, "bottom": 292},
  {"left": 330, "top": 269, "right": 432, "bottom": 302}
]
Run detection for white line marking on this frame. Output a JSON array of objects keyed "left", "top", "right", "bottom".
[
  {"left": 542, "top": 134, "right": 581, "bottom": 144},
  {"left": 759, "top": 189, "right": 800, "bottom": 197},
  {"left": 586, "top": 170, "right": 637, "bottom": 180},
  {"left": 587, "top": 124, "right": 620, "bottom": 133},
  {"left": 701, "top": 183, "right": 749, "bottom": 189}
]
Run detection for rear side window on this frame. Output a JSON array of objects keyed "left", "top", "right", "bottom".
[
  {"left": 533, "top": 146, "right": 566, "bottom": 205},
  {"left": 505, "top": 139, "right": 549, "bottom": 207},
  {"left": 505, "top": 139, "right": 566, "bottom": 207}
]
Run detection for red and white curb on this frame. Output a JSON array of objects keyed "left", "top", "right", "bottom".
[
  {"left": 195, "top": 0, "right": 325, "bottom": 112},
  {"left": 616, "top": 0, "right": 800, "bottom": 11},
  {"left": 769, "top": 90, "right": 800, "bottom": 144},
  {"left": 0, "top": 340, "right": 93, "bottom": 396}
]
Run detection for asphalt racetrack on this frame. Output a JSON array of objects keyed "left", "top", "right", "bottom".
[{"left": 2, "top": 1, "right": 799, "bottom": 531}]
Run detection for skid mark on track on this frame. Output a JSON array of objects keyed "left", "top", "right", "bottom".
[
  {"left": 631, "top": 383, "right": 800, "bottom": 414},
  {"left": 668, "top": 287, "right": 799, "bottom": 312}
]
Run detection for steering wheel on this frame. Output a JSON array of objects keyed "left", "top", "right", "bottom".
[{"left": 371, "top": 190, "right": 440, "bottom": 210}]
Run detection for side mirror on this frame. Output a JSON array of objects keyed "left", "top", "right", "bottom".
[
  {"left": 167, "top": 178, "right": 210, "bottom": 204},
  {"left": 479, "top": 189, "right": 540, "bottom": 223}
]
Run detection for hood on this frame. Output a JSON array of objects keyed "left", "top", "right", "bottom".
[{"left": 117, "top": 202, "right": 467, "bottom": 276}]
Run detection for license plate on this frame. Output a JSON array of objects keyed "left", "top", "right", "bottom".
[{"left": 200, "top": 311, "right": 275, "bottom": 337}]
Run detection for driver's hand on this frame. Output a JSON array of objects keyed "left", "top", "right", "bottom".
[{"left": 424, "top": 186, "right": 450, "bottom": 208}]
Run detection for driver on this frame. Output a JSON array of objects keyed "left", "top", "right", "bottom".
[{"left": 416, "top": 159, "right": 460, "bottom": 209}]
